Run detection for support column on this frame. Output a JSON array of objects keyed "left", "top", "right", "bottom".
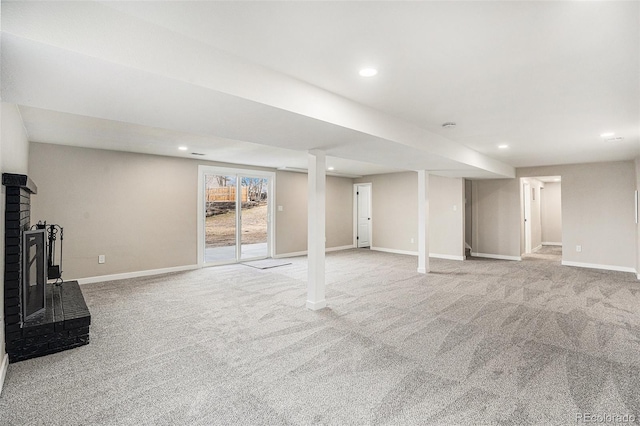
[
  {"left": 307, "top": 150, "right": 327, "bottom": 309},
  {"left": 417, "top": 170, "right": 430, "bottom": 274}
]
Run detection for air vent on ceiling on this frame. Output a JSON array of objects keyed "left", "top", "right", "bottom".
[
  {"left": 605, "top": 137, "right": 624, "bottom": 142},
  {"left": 191, "top": 152, "right": 206, "bottom": 156},
  {"left": 442, "top": 122, "right": 456, "bottom": 128}
]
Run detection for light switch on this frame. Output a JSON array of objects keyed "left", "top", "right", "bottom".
[{"left": 576, "top": 245, "right": 582, "bottom": 253}]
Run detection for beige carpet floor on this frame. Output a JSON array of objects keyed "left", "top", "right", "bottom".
[{"left": 1, "top": 247, "right": 640, "bottom": 425}]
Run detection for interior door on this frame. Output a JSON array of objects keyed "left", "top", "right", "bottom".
[{"left": 356, "top": 184, "right": 371, "bottom": 248}]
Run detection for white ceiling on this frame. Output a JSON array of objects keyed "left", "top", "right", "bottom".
[{"left": 2, "top": 1, "right": 638, "bottom": 178}]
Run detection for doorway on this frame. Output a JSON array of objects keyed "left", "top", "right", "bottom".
[
  {"left": 520, "top": 176, "right": 562, "bottom": 261},
  {"left": 354, "top": 183, "right": 372, "bottom": 248},
  {"left": 198, "top": 166, "right": 274, "bottom": 266}
]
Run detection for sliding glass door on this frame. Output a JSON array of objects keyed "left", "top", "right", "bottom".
[
  {"left": 240, "top": 177, "right": 269, "bottom": 260},
  {"left": 200, "top": 167, "right": 273, "bottom": 265}
]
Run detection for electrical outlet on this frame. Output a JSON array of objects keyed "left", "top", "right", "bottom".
[
  {"left": 453, "top": 205, "right": 457, "bottom": 211},
  {"left": 576, "top": 245, "right": 582, "bottom": 253},
  {"left": 98, "top": 255, "right": 105, "bottom": 264},
  {"left": 278, "top": 205, "right": 283, "bottom": 212}
]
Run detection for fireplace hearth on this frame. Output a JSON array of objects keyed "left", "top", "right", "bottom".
[{"left": 3, "top": 173, "right": 91, "bottom": 362}]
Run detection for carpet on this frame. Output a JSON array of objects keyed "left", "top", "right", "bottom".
[
  {"left": 242, "top": 259, "right": 293, "bottom": 269},
  {"left": 1, "top": 248, "right": 639, "bottom": 425}
]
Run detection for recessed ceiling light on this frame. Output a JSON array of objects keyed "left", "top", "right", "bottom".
[
  {"left": 600, "top": 132, "right": 615, "bottom": 138},
  {"left": 498, "top": 144, "right": 509, "bottom": 149},
  {"left": 442, "top": 122, "right": 456, "bottom": 129},
  {"left": 554, "top": 178, "right": 561, "bottom": 182},
  {"left": 328, "top": 167, "right": 335, "bottom": 171},
  {"left": 359, "top": 68, "right": 378, "bottom": 77},
  {"left": 178, "top": 146, "right": 188, "bottom": 151}
]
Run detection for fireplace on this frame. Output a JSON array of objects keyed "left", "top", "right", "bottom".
[
  {"left": 3, "top": 173, "right": 91, "bottom": 362},
  {"left": 23, "top": 229, "right": 46, "bottom": 321}
]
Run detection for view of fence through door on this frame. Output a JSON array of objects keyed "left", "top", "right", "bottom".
[
  {"left": 203, "top": 172, "right": 270, "bottom": 264},
  {"left": 240, "top": 177, "right": 268, "bottom": 260}
]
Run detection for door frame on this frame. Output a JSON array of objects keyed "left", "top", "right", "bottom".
[
  {"left": 197, "top": 165, "right": 275, "bottom": 267},
  {"left": 353, "top": 183, "right": 373, "bottom": 248},
  {"left": 522, "top": 179, "right": 532, "bottom": 254}
]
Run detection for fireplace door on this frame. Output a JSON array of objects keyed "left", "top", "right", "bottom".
[{"left": 23, "top": 229, "right": 46, "bottom": 321}]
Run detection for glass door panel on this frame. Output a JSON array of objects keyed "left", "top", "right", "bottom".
[
  {"left": 204, "top": 174, "right": 237, "bottom": 264},
  {"left": 240, "top": 177, "right": 269, "bottom": 260}
]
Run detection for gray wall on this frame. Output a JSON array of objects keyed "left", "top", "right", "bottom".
[
  {"left": 471, "top": 178, "right": 522, "bottom": 258},
  {"left": 541, "top": 182, "right": 562, "bottom": 244},
  {"left": 274, "top": 170, "right": 354, "bottom": 255},
  {"left": 473, "top": 161, "right": 636, "bottom": 271},
  {"left": 355, "top": 172, "right": 418, "bottom": 253},
  {"left": 29, "top": 144, "right": 355, "bottom": 279},
  {"left": 1, "top": 103, "right": 31, "bottom": 382},
  {"left": 519, "top": 162, "right": 636, "bottom": 270},
  {"left": 429, "top": 175, "right": 465, "bottom": 258},
  {"left": 355, "top": 172, "right": 465, "bottom": 258}
]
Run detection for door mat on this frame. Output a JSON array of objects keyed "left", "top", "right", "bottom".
[{"left": 242, "top": 259, "right": 293, "bottom": 269}]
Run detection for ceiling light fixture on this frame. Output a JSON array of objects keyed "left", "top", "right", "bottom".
[
  {"left": 442, "top": 122, "right": 456, "bottom": 129},
  {"left": 498, "top": 144, "right": 509, "bottom": 149},
  {"left": 178, "top": 146, "right": 188, "bottom": 151},
  {"left": 328, "top": 167, "right": 335, "bottom": 171},
  {"left": 600, "top": 132, "right": 615, "bottom": 138},
  {"left": 359, "top": 68, "right": 378, "bottom": 77}
]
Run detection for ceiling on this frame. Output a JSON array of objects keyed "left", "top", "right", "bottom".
[{"left": 2, "top": 1, "right": 638, "bottom": 178}]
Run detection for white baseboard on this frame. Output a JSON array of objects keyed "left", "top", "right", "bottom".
[
  {"left": 561, "top": 261, "right": 637, "bottom": 274},
  {"left": 273, "top": 245, "right": 354, "bottom": 259},
  {"left": 306, "top": 299, "right": 327, "bottom": 310},
  {"left": 0, "top": 353, "right": 9, "bottom": 396},
  {"left": 637, "top": 273, "right": 640, "bottom": 280},
  {"left": 429, "top": 253, "right": 465, "bottom": 261},
  {"left": 471, "top": 252, "right": 522, "bottom": 261},
  {"left": 371, "top": 247, "right": 418, "bottom": 256},
  {"left": 77, "top": 264, "right": 199, "bottom": 285},
  {"left": 542, "top": 242, "right": 562, "bottom": 246}
]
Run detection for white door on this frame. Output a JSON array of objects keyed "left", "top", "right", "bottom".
[
  {"left": 356, "top": 184, "right": 371, "bottom": 248},
  {"left": 523, "top": 181, "right": 532, "bottom": 254}
]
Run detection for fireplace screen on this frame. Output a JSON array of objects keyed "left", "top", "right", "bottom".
[{"left": 23, "top": 229, "right": 46, "bottom": 321}]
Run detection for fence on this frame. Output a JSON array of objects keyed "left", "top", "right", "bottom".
[{"left": 206, "top": 186, "right": 248, "bottom": 202}]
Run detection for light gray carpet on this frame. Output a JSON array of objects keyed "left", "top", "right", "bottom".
[
  {"left": 2, "top": 248, "right": 640, "bottom": 425},
  {"left": 242, "top": 259, "right": 293, "bottom": 269}
]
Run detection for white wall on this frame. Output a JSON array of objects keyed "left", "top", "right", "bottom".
[
  {"left": 0, "top": 103, "right": 30, "bottom": 392},
  {"left": 541, "top": 182, "right": 562, "bottom": 244}
]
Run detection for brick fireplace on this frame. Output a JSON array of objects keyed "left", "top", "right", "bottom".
[{"left": 3, "top": 173, "right": 91, "bottom": 362}]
